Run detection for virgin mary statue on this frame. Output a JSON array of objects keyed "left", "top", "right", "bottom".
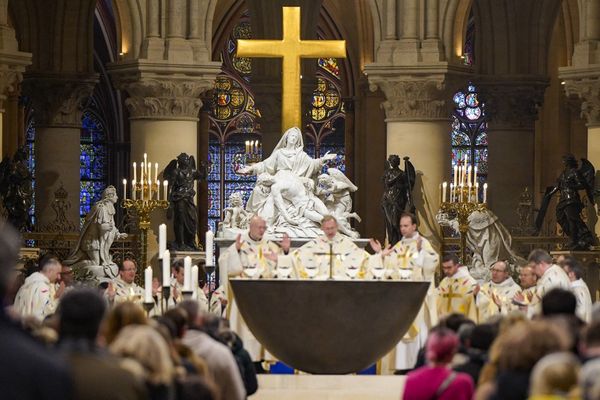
[{"left": 239, "top": 127, "right": 336, "bottom": 236}]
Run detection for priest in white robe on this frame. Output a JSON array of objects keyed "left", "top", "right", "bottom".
[
  {"left": 13, "top": 255, "right": 64, "bottom": 321},
  {"left": 218, "top": 215, "right": 289, "bottom": 362},
  {"left": 516, "top": 249, "right": 571, "bottom": 317},
  {"left": 476, "top": 260, "right": 521, "bottom": 321},
  {"left": 561, "top": 258, "right": 593, "bottom": 322},
  {"left": 170, "top": 261, "right": 209, "bottom": 312},
  {"left": 106, "top": 259, "right": 145, "bottom": 305},
  {"left": 437, "top": 254, "right": 479, "bottom": 322},
  {"left": 280, "top": 215, "right": 380, "bottom": 280},
  {"left": 371, "top": 212, "right": 439, "bottom": 372}
]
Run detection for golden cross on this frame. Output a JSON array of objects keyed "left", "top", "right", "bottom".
[{"left": 236, "top": 6, "right": 346, "bottom": 132}]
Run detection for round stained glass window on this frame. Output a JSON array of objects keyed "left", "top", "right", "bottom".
[
  {"left": 453, "top": 92, "right": 466, "bottom": 108},
  {"left": 465, "top": 106, "right": 482, "bottom": 120},
  {"left": 466, "top": 93, "right": 479, "bottom": 107}
]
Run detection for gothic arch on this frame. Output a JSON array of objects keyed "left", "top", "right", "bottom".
[{"left": 112, "top": 0, "right": 144, "bottom": 58}]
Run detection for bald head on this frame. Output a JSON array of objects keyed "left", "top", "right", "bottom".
[
  {"left": 248, "top": 215, "right": 267, "bottom": 240},
  {"left": 321, "top": 215, "right": 338, "bottom": 240},
  {"left": 490, "top": 261, "right": 510, "bottom": 284}
]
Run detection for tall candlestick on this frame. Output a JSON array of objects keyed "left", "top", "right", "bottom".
[
  {"left": 133, "top": 162, "right": 137, "bottom": 182},
  {"left": 158, "top": 224, "right": 167, "bottom": 259},
  {"left": 162, "top": 250, "right": 170, "bottom": 287},
  {"left": 191, "top": 265, "right": 199, "bottom": 300},
  {"left": 163, "top": 180, "right": 169, "bottom": 201},
  {"left": 183, "top": 256, "right": 192, "bottom": 291},
  {"left": 442, "top": 182, "right": 447, "bottom": 203},
  {"left": 483, "top": 183, "right": 488, "bottom": 204},
  {"left": 144, "top": 266, "right": 153, "bottom": 303},
  {"left": 122, "top": 179, "right": 127, "bottom": 200},
  {"left": 205, "top": 230, "right": 214, "bottom": 266}
]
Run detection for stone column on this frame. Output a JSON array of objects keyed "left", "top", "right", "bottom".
[
  {"left": 23, "top": 74, "right": 97, "bottom": 230},
  {"left": 369, "top": 77, "right": 452, "bottom": 246},
  {"left": 479, "top": 80, "right": 546, "bottom": 228}
]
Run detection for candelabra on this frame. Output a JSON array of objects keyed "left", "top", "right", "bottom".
[
  {"left": 244, "top": 139, "right": 262, "bottom": 165},
  {"left": 440, "top": 155, "right": 488, "bottom": 263},
  {"left": 122, "top": 153, "right": 169, "bottom": 268}
]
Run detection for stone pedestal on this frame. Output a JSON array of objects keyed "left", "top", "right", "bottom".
[{"left": 551, "top": 250, "right": 600, "bottom": 302}]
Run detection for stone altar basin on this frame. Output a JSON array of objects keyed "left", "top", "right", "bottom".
[{"left": 229, "top": 279, "right": 430, "bottom": 374}]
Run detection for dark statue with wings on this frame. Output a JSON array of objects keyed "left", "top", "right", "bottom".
[
  {"left": 381, "top": 155, "right": 416, "bottom": 246},
  {"left": 0, "top": 146, "right": 33, "bottom": 232},
  {"left": 535, "top": 154, "right": 596, "bottom": 250},
  {"left": 164, "top": 153, "right": 207, "bottom": 251}
]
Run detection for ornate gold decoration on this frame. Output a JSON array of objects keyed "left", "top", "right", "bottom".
[{"left": 236, "top": 7, "right": 346, "bottom": 131}]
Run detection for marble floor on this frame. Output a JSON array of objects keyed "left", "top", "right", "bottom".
[{"left": 251, "top": 374, "right": 406, "bottom": 400}]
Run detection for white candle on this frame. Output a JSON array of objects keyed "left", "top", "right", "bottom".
[
  {"left": 450, "top": 183, "right": 454, "bottom": 202},
  {"left": 144, "top": 153, "right": 147, "bottom": 170},
  {"left": 453, "top": 165, "right": 458, "bottom": 184},
  {"left": 163, "top": 180, "right": 168, "bottom": 201},
  {"left": 205, "top": 230, "right": 214, "bottom": 266},
  {"left": 183, "top": 256, "right": 192, "bottom": 291},
  {"left": 158, "top": 224, "right": 167, "bottom": 259},
  {"left": 122, "top": 179, "right": 127, "bottom": 200},
  {"left": 191, "top": 265, "right": 199, "bottom": 300},
  {"left": 442, "top": 182, "right": 447, "bottom": 203},
  {"left": 141, "top": 161, "right": 145, "bottom": 182},
  {"left": 133, "top": 162, "right": 137, "bottom": 182},
  {"left": 475, "top": 182, "right": 480, "bottom": 203},
  {"left": 147, "top": 179, "right": 152, "bottom": 199},
  {"left": 473, "top": 166, "right": 478, "bottom": 185},
  {"left": 155, "top": 163, "right": 158, "bottom": 183},
  {"left": 162, "top": 250, "right": 170, "bottom": 287},
  {"left": 144, "top": 266, "right": 153, "bottom": 303},
  {"left": 468, "top": 182, "right": 472, "bottom": 202},
  {"left": 140, "top": 177, "right": 144, "bottom": 200},
  {"left": 131, "top": 180, "right": 136, "bottom": 200},
  {"left": 483, "top": 183, "right": 488, "bottom": 204},
  {"left": 467, "top": 166, "right": 471, "bottom": 185},
  {"left": 245, "top": 140, "right": 249, "bottom": 153},
  {"left": 156, "top": 180, "right": 160, "bottom": 200}
]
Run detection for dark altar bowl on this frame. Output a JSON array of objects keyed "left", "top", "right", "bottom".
[{"left": 229, "top": 279, "right": 430, "bottom": 374}]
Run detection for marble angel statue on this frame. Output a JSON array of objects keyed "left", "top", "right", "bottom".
[{"left": 317, "top": 168, "right": 361, "bottom": 238}]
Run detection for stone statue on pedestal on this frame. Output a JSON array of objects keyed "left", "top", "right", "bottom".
[
  {"left": 535, "top": 155, "right": 596, "bottom": 251},
  {"left": 65, "top": 185, "right": 127, "bottom": 278},
  {"left": 0, "top": 146, "right": 33, "bottom": 232},
  {"left": 381, "top": 155, "right": 415, "bottom": 246},
  {"left": 164, "top": 153, "right": 206, "bottom": 250}
]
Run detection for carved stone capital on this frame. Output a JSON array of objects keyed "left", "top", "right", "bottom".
[
  {"left": 109, "top": 61, "right": 220, "bottom": 121},
  {"left": 562, "top": 75, "right": 600, "bottom": 127},
  {"left": 23, "top": 74, "right": 98, "bottom": 127},
  {"left": 0, "top": 49, "right": 32, "bottom": 111},
  {"left": 478, "top": 79, "right": 547, "bottom": 130}
]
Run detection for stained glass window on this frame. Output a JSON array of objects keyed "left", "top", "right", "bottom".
[
  {"left": 451, "top": 84, "right": 488, "bottom": 190},
  {"left": 463, "top": 8, "right": 475, "bottom": 66},
  {"left": 80, "top": 110, "right": 108, "bottom": 224},
  {"left": 25, "top": 115, "right": 35, "bottom": 227}
]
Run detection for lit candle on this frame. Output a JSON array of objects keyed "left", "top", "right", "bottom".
[
  {"left": 475, "top": 182, "right": 479, "bottom": 203},
  {"left": 450, "top": 183, "right": 454, "bottom": 202},
  {"left": 148, "top": 179, "right": 152, "bottom": 199},
  {"left": 205, "top": 230, "right": 214, "bottom": 266},
  {"left": 453, "top": 165, "right": 458, "bottom": 184},
  {"left": 132, "top": 180, "right": 136, "bottom": 200},
  {"left": 156, "top": 180, "right": 160, "bottom": 200},
  {"left": 144, "top": 153, "right": 147, "bottom": 170},
  {"left": 245, "top": 140, "right": 249, "bottom": 153},
  {"left": 144, "top": 266, "right": 153, "bottom": 303},
  {"left": 191, "top": 265, "right": 199, "bottom": 300},
  {"left": 133, "top": 162, "right": 137, "bottom": 182},
  {"left": 141, "top": 161, "right": 145, "bottom": 182},
  {"left": 483, "top": 183, "right": 488, "bottom": 203},
  {"left": 473, "top": 166, "right": 478, "bottom": 185},
  {"left": 468, "top": 182, "right": 472, "bottom": 202},
  {"left": 163, "top": 180, "right": 169, "bottom": 201},
  {"left": 162, "top": 250, "right": 170, "bottom": 287},
  {"left": 155, "top": 163, "right": 158, "bottom": 183},
  {"left": 442, "top": 182, "right": 447, "bottom": 203},
  {"left": 467, "top": 165, "right": 472, "bottom": 185},
  {"left": 147, "top": 162, "right": 151, "bottom": 183},
  {"left": 183, "top": 256, "right": 192, "bottom": 291},
  {"left": 158, "top": 223, "right": 167, "bottom": 259},
  {"left": 122, "top": 179, "right": 127, "bottom": 200},
  {"left": 140, "top": 177, "right": 144, "bottom": 200}
]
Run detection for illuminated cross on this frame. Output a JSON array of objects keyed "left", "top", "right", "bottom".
[{"left": 236, "top": 6, "right": 346, "bottom": 132}]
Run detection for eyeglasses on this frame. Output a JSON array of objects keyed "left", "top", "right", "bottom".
[{"left": 491, "top": 268, "right": 507, "bottom": 273}]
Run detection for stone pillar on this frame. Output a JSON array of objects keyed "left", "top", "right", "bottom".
[
  {"left": 369, "top": 77, "right": 452, "bottom": 247},
  {"left": 23, "top": 75, "right": 97, "bottom": 230},
  {"left": 479, "top": 80, "right": 546, "bottom": 228}
]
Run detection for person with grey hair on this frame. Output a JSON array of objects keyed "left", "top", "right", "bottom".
[
  {"left": 562, "top": 257, "right": 593, "bottom": 322},
  {"left": 0, "top": 221, "right": 71, "bottom": 399},
  {"left": 581, "top": 359, "right": 600, "bottom": 400},
  {"left": 529, "top": 352, "right": 580, "bottom": 398},
  {"left": 476, "top": 260, "right": 521, "bottom": 321},
  {"left": 515, "top": 249, "right": 570, "bottom": 317},
  {"left": 13, "top": 253, "right": 65, "bottom": 321}
]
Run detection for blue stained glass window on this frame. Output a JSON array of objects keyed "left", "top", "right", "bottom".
[
  {"left": 26, "top": 118, "right": 35, "bottom": 227},
  {"left": 79, "top": 111, "right": 107, "bottom": 224}
]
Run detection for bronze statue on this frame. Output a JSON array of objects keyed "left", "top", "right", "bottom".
[
  {"left": 0, "top": 146, "right": 33, "bottom": 232},
  {"left": 535, "top": 154, "right": 596, "bottom": 250},
  {"left": 381, "top": 155, "right": 416, "bottom": 246},
  {"left": 164, "top": 153, "right": 206, "bottom": 251}
]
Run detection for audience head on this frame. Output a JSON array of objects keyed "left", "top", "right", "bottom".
[
  {"left": 321, "top": 215, "right": 339, "bottom": 240},
  {"left": 528, "top": 249, "right": 554, "bottom": 278},
  {"left": 542, "top": 288, "right": 577, "bottom": 317},
  {"left": 59, "top": 289, "right": 106, "bottom": 342},
  {"left": 119, "top": 259, "right": 137, "bottom": 284},
  {"left": 470, "top": 323, "right": 497, "bottom": 352},
  {"left": 164, "top": 307, "right": 189, "bottom": 339},
  {"left": 441, "top": 254, "right": 460, "bottom": 277},
  {"left": 179, "top": 300, "right": 204, "bottom": 330},
  {"left": 561, "top": 257, "right": 584, "bottom": 283},
  {"left": 248, "top": 215, "right": 267, "bottom": 240},
  {"left": 109, "top": 324, "right": 174, "bottom": 386},
  {"left": 173, "top": 260, "right": 184, "bottom": 285},
  {"left": 0, "top": 221, "right": 21, "bottom": 298},
  {"left": 104, "top": 301, "right": 147, "bottom": 344},
  {"left": 490, "top": 261, "right": 510, "bottom": 284},
  {"left": 39, "top": 253, "right": 62, "bottom": 284},
  {"left": 399, "top": 213, "right": 417, "bottom": 238},
  {"left": 439, "top": 313, "right": 472, "bottom": 333},
  {"left": 518, "top": 264, "right": 538, "bottom": 289},
  {"left": 529, "top": 352, "right": 580, "bottom": 398},
  {"left": 581, "top": 320, "right": 600, "bottom": 359},
  {"left": 580, "top": 359, "right": 600, "bottom": 400},
  {"left": 425, "top": 327, "right": 460, "bottom": 365}
]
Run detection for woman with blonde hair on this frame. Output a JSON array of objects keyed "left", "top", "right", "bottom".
[
  {"left": 529, "top": 352, "right": 580, "bottom": 399},
  {"left": 103, "top": 301, "right": 147, "bottom": 344},
  {"left": 110, "top": 324, "right": 175, "bottom": 400}
]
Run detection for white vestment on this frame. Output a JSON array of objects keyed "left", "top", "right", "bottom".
[
  {"left": 382, "top": 233, "right": 439, "bottom": 370},
  {"left": 476, "top": 277, "right": 521, "bottom": 322},
  {"left": 571, "top": 278, "right": 593, "bottom": 322},
  {"left": 437, "top": 266, "right": 479, "bottom": 322},
  {"left": 218, "top": 233, "right": 283, "bottom": 361},
  {"left": 13, "top": 272, "right": 58, "bottom": 321},
  {"left": 111, "top": 276, "right": 144, "bottom": 304},
  {"left": 527, "top": 264, "right": 571, "bottom": 317}
]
